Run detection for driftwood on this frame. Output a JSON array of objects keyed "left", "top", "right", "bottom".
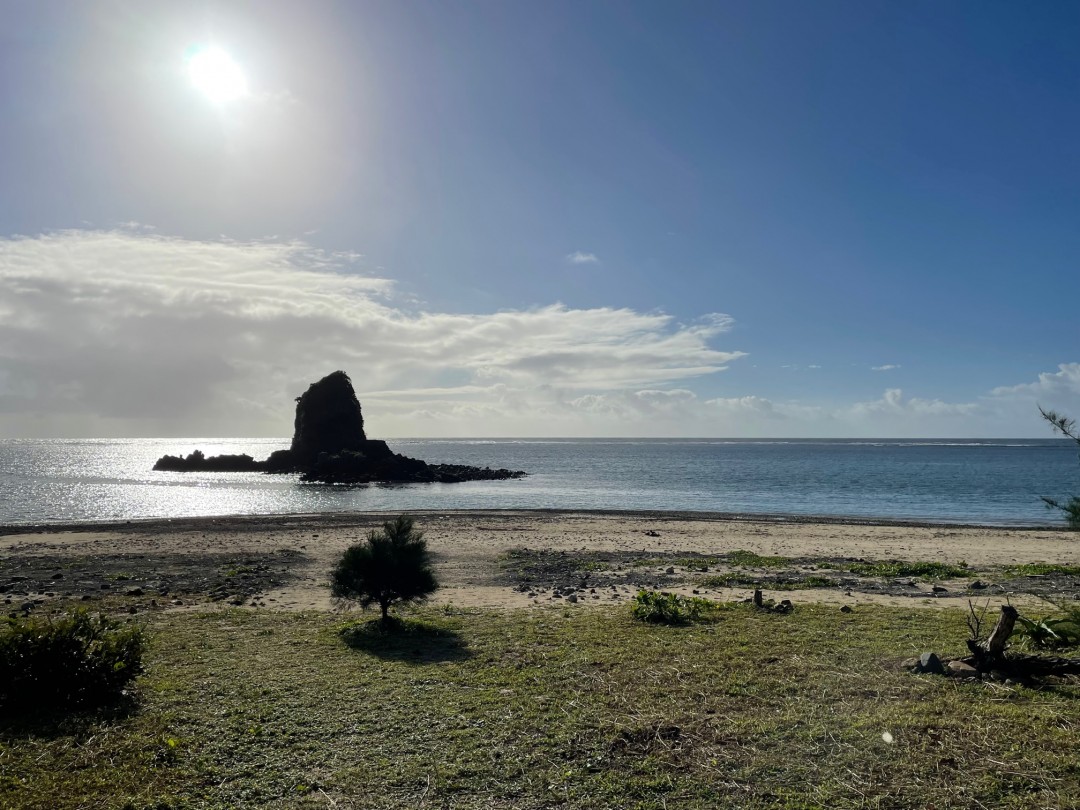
[{"left": 964, "top": 605, "right": 1080, "bottom": 679}]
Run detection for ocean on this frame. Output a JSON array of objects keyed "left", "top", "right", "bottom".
[
  {"left": 0, "top": 437, "right": 1076, "bottom": 527},
  {"left": 0, "top": 438, "right": 1075, "bottom": 527}
]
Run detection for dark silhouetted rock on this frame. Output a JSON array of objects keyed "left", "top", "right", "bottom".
[
  {"left": 153, "top": 450, "right": 262, "bottom": 472},
  {"left": 290, "top": 370, "right": 367, "bottom": 466},
  {"left": 152, "top": 371, "right": 527, "bottom": 484}
]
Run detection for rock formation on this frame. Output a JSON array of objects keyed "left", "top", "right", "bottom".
[
  {"left": 153, "top": 371, "right": 526, "bottom": 485},
  {"left": 289, "top": 370, "right": 367, "bottom": 465}
]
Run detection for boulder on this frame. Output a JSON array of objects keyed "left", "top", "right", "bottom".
[
  {"left": 915, "top": 652, "right": 946, "bottom": 675},
  {"left": 946, "top": 659, "right": 978, "bottom": 678}
]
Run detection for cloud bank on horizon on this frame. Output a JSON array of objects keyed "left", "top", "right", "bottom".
[{"left": 0, "top": 229, "right": 1076, "bottom": 439}]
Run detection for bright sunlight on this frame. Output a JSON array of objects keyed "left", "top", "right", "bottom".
[{"left": 185, "top": 45, "right": 248, "bottom": 104}]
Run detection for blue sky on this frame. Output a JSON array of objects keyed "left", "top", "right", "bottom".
[{"left": 0, "top": 0, "right": 1078, "bottom": 437}]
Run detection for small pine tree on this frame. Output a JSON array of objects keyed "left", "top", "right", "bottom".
[
  {"left": 331, "top": 515, "right": 439, "bottom": 622},
  {"left": 1041, "top": 406, "right": 1080, "bottom": 530}
]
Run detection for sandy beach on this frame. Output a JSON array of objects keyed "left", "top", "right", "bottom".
[{"left": 2, "top": 510, "right": 1076, "bottom": 613}]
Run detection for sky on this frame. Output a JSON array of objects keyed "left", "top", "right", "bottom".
[{"left": 0, "top": 0, "right": 1078, "bottom": 438}]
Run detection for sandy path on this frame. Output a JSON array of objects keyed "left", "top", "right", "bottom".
[{"left": 2, "top": 511, "right": 1076, "bottom": 612}]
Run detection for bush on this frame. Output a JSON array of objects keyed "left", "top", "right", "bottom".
[
  {"left": 631, "top": 590, "right": 715, "bottom": 625},
  {"left": 0, "top": 611, "right": 145, "bottom": 712},
  {"left": 331, "top": 515, "right": 439, "bottom": 624}
]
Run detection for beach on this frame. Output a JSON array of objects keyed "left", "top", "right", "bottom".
[{"left": 3, "top": 510, "right": 1076, "bottom": 613}]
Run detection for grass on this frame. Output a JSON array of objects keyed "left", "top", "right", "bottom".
[
  {"left": 699, "top": 573, "right": 837, "bottom": 590},
  {"left": 3, "top": 605, "right": 1080, "bottom": 809},
  {"left": 822, "top": 560, "right": 971, "bottom": 581},
  {"left": 726, "top": 550, "right": 793, "bottom": 568},
  {"left": 1004, "top": 563, "right": 1080, "bottom": 577}
]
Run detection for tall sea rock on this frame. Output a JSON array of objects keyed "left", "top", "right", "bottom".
[
  {"left": 289, "top": 370, "right": 368, "bottom": 465},
  {"left": 154, "top": 370, "right": 526, "bottom": 484}
]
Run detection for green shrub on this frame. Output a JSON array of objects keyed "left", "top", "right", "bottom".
[
  {"left": 0, "top": 610, "right": 145, "bottom": 712},
  {"left": 1015, "top": 603, "right": 1080, "bottom": 649},
  {"left": 331, "top": 515, "right": 439, "bottom": 624},
  {"left": 630, "top": 590, "right": 716, "bottom": 625}
]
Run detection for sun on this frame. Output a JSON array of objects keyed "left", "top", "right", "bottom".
[{"left": 185, "top": 45, "right": 249, "bottom": 104}]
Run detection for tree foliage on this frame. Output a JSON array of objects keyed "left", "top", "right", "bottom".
[
  {"left": 330, "top": 516, "right": 439, "bottom": 622},
  {"left": 1041, "top": 406, "right": 1080, "bottom": 530}
]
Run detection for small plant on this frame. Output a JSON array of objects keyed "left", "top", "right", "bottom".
[
  {"left": 631, "top": 590, "right": 716, "bottom": 625},
  {"left": 331, "top": 515, "right": 439, "bottom": 625},
  {"left": 0, "top": 610, "right": 145, "bottom": 712},
  {"left": 1040, "top": 407, "right": 1080, "bottom": 530},
  {"left": 1015, "top": 603, "right": 1080, "bottom": 649}
]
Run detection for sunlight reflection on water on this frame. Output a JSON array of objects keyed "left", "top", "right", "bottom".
[{"left": 0, "top": 437, "right": 1074, "bottom": 526}]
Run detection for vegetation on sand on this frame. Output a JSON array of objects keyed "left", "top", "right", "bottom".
[{"left": 630, "top": 589, "right": 719, "bottom": 624}]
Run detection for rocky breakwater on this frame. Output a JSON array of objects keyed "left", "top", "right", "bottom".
[{"left": 153, "top": 371, "right": 526, "bottom": 485}]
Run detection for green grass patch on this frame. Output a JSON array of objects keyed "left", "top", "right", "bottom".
[
  {"left": 630, "top": 590, "right": 723, "bottom": 624},
  {"left": 837, "top": 560, "right": 970, "bottom": 580},
  {"left": 700, "top": 574, "right": 837, "bottom": 590},
  {"left": 3, "top": 605, "right": 1079, "bottom": 809},
  {"left": 726, "top": 550, "right": 793, "bottom": 568},
  {"left": 1004, "top": 563, "right": 1080, "bottom": 577}
]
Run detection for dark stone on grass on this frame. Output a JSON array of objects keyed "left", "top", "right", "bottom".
[
  {"left": 916, "top": 652, "right": 946, "bottom": 675},
  {"left": 932, "top": 585, "right": 948, "bottom": 593},
  {"left": 970, "top": 580, "right": 987, "bottom": 590}
]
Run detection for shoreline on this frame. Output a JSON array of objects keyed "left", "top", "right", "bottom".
[
  {"left": 2, "top": 509, "right": 1077, "bottom": 614},
  {"left": 1, "top": 506, "right": 1069, "bottom": 537}
]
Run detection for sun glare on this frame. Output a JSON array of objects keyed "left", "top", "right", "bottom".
[{"left": 186, "top": 46, "right": 248, "bottom": 104}]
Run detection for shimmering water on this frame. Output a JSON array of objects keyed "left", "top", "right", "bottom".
[{"left": 0, "top": 438, "right": 1076, "bottom": 526}]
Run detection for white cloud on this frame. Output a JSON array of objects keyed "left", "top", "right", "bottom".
[
  {"left": 565, "top": 251, "right": 600, "bottom": 265},
  {"left": 2, "top": 229, "right": 1075, "bottom": 438},
  {"left": 990, "top": 363, "right": 1080, "bottom": 401},
  {"left": 871, "top": 364, "right": 900, "bottom": 371},
  {"left": 0, "top": 230, "right": 742, "bottom": 437},
  {"left": 848, "top": 388, "right": 977, "bottom": 419}
]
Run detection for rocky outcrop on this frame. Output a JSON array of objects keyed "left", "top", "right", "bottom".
[
  {"left": 289, "top": 371, "right": 367, "bottom": 466},
  {"left": 152, "top": 450, "right": 262, "bottom": 472},
  {"left": 152, "top": 371, "right": 527, "bottom": 485}
]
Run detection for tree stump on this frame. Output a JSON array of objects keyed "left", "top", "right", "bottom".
[{"left": 966, "top": 605, "right": 1018, "bottom": 669}]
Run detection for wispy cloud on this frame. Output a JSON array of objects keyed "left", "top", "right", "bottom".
[
  {"left": 872, "top": 364, "right": 900, "bottom": 371},
  {"left": 565, "top": 251, "right": 600, "bottom": 265},
  {"left": 0, "top": 230, "right": 742, "bottom": 437}
]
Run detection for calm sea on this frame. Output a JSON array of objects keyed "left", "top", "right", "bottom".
[{"left": 0, "top": 438, "right": 1076, "bottom": 527}]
